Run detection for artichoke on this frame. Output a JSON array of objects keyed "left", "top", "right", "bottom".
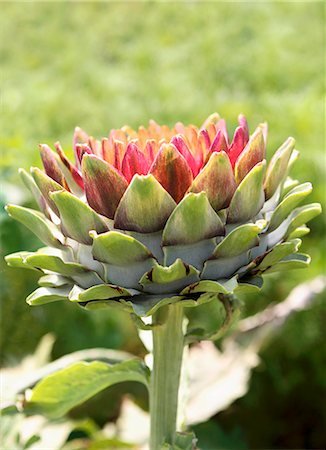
[{"left": 5, "top": 113, "right": 321, "bottom": 320}]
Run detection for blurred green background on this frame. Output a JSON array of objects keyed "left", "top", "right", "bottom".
[{"left": 1, "top": 1, "right": 325, "bottom": 449}]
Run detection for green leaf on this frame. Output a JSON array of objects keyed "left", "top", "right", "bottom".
[
  {"left": 201, "top": 221, "right": 266, "bottom": 280},
  {"left": 236, "top": 276, "right": 264, "bottom": 293},
  {"left": 19, "top": 168, "right": 49, "bottom": 216},
  {"left": 281, "top": 177, "right": 300, "bottom": 198},
  {"left": 227, "top": 161, "right": 266, "bottom": 223},
  {"left": 24, "top": 359, "right": 149, "bottom": 418},
  {"left": 257, "top": 239, "right": 301, "bottom": 270},
  {"left": 139, "top": 259, "right": 199, "bottom": 294},
  {"left": 26, "top": 253, "right": 88, "bottom": 277},
  {"left": 5, "top": 205, "right": 65, "bottom": 249},
  {"left": 31, "top": 166, "right": 64, "bottom": 215},
  {"left": 162, "top": 192, "right": 224, "bottom": 246},
  {"left": 69, "top": 284, "right": 131, "bottom": 302},
  {"left": 90, "top": 230, "right": 153, "bottom": 265},
  {"left": 163, "top": 238, "right": 216, "bottom": 270},
  {"left": 114, "top": 174, "right": 176, "bottom": 232},
  {"left": 288, "top": 225, "right": 310, "bottom": 240},
  {"left": 264, "top": 137, "right": 295, "bottom": 199},
  {"left": 264, "top": 253, "right": 310, "bottom": 273},
  {"left": 181, "top": 277, "right": 238, "bottom": 295},
  {"left": 189, "top": 151, "right": 236, "bottom": 212},
  {"left": 5, "top": 251, "right": 39, "bottom": 271},
  {"left": 285, "top": 203, "right": 322, "bottom": 237},
  {"left": 51, "top": 190, "right": 109, "bottom": 244},
  {"left": 38, "top": 274, "right": 72, "bottom": 287},
  {"left": 26, "top": 286, "right": 71, "bottom": 305},
  {"left": 213, "top": 221, "right": 266, "bottom": 258},
  {"left": 268, "top": 183, "right": 312, "bottom": 231},
  {"left": 80, "top": 290, "right": 223, "bottom": 316}
]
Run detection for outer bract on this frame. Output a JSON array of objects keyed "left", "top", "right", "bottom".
[{"left": 5, "top": 114, "right": 321, "bottom": 318}]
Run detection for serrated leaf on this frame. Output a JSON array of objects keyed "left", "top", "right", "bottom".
[
  {"left": 268, "top": 183, "right": 312, "bottom": 231},
  {"left": 26, "top": 286, "right": 71, "bottom": 305},
  {"left": 227, "top": 161, "right": 266, "bottom": 223},
  {"left": 5, "top": 205, "right": 65, "bottom": 249},
  {"left": 162, "top": 192, "right": 224, "bottom": 246},
  {"left": 24, "top": 359, "right": 150, "bottom": 418},
  {"left": 51, "top": 190, "right": 109, "bottom": 244}
]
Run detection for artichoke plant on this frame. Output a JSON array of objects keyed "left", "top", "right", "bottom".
[{"left": 5, "top": 113, "right": 321, "bottom": 449}]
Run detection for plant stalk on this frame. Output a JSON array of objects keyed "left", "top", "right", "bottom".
[{"left": 149, "top": 302, "right": 185, "bottom": 450}]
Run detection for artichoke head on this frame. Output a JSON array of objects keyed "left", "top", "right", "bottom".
[{"left": 5, "top": 114, "right": 321, "bottom": 323}]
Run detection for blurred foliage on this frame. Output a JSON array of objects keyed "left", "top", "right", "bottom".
[{"left": 0, "top": 2, "right": 325, "bottom": 449}]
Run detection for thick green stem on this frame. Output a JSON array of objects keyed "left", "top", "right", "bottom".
[{"left": 150, "top": 303, "right": 185, "bottom": 450}]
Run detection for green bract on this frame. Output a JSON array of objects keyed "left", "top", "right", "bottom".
[{"left": 5, "top": 114, "right": 321, "bottom": 322}]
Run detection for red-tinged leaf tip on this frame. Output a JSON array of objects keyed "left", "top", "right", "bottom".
[
  {"left": 103, "top": 139, "right": 124, "bottom": 171},
  {"left": 174, "top": 121, "right": 186, "bottom": 134},
  {"left": 88, "top": 136, "right": 102, "bottom": 158},
  {"left": 114, "top": 174, "right": 176, "bottom": 233},
  {"left": 205, "top": 130, "right": 228, "bottom": 164},
  {"left": 196, "top": 129, "right": 210, "bottom": 168},
  {"left": 54, "top": 142, "right": 84, "bottom": 190},
  {"left": 238, "top": 114, "right": 249, "bottom": 142},
  {"left": 201, "top": 112, "right": 221, "bottom": 128},
  {"left": 73, "top": 127, "right": 90, "bottom": 168},
  {"left": 234, "top": 128, "right": 266, "bottom": 184},
  {"left": 73, "top": 126, "right": 89, "bottom": 146},
  {"left": 198, "top": 129, "right": 211, "bottom": 151},
  {"left": 39, "top": 144, "right": 68, "bottom": 189},
  {"left": 121, "top": 142, "right": 150, "bottom": 182},
  {"left": 190, "top": 151, "right": 237, "bottom": 211},
  {"left": 75, "top": 143, "right": 92, "bottom": 165},
  {"left": 149, "top": 143, "right": 193, "bottom": 203},
  {"left": 227, "top": 126, "right": 247, "bottom": 168},
  {"left": 170, "top": 135, "right": 198, "bottom": 176},
  {"left": 259, "top": 122, "right": 268, "bottom": 144},
  {"left": 144, "top": 139, "right": 157, "bottom": 164},
  {"left": 82, "top": 154, "right": 128, "bottom": 219},
  {"left": 215, "top": 119, "right": 229, "bottom": 144}
]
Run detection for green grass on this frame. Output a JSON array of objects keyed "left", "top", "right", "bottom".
[{"left": 0, "top": 2, "right": 325, "bottom": 448}]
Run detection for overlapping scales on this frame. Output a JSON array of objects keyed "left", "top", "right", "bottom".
[{"left": 5, "top": 113, "right": 321, "bottom": 317}]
